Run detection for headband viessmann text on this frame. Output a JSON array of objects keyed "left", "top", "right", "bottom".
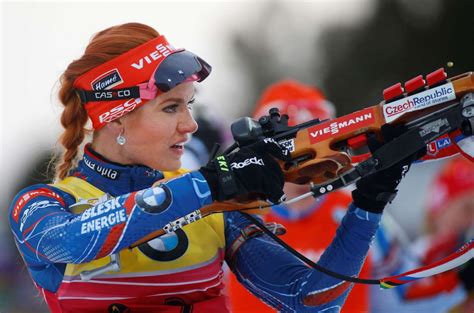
[{"left": 73, "top": 36, "right": 211, "bottom": 129}]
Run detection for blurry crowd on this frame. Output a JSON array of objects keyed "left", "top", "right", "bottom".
[{"left": 1, "top": 80, "right": 473, "bottom": 312}]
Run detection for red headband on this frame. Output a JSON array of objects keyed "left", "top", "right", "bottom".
[{"left": 74, "top": 36, "right": 176, "bottom": 129}]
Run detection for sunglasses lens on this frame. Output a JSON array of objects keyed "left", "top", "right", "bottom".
[{"left": 153, "top": 50, "right": 211, "bottom": 92}]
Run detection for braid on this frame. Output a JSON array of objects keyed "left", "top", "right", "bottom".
[
  {"left": 55, "top": 70, "right": 90, "bottom": 180},
  {"left": 53, "top": 23, "right": 160, "bottom": 181}
]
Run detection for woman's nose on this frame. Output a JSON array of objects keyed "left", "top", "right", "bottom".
[{"left": 178, "top": 110, "right": 198, "bottom": 134}]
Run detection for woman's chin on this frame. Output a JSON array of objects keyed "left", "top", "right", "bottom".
[{"left": 155, "top": 159, "right": 181, "bottom": 172}]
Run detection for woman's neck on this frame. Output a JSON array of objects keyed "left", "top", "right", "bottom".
[{"left": 91, "top": 132, "right": 132, "bottom": 166}]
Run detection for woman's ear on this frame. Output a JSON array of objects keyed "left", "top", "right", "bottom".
[{"left": 105, "top": 119, "right": 124, "bottom": 137}]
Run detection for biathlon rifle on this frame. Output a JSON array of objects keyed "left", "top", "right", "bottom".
[
  {"left": 132, "top": 68, "right": 474, "bottom": 288},
  {"left": 134, "top": 68, "right": 474, "bottom": 242},
  {"left": 228, "top": 68, "right": 474, "bottom": 198}
]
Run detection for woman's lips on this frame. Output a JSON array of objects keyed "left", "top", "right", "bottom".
[{"left": 170, "top": 144, "right": 184, "bottom": 156}]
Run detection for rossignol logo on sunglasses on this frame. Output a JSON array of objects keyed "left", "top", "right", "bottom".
[
  {"left": 231, "top": 157, "right": 264, "bottom": 169},
  {"left": 91, "top": 68, "right": 124, "bottom": 91},
  {"left": 308, "top": 107, "right": 375, "bottom": 144},
  {"left": 131, "top": 44, "right": 174, "bottom": 70},
  {"left": 99, "top": 98, "right": 142, "bottom": 123}
]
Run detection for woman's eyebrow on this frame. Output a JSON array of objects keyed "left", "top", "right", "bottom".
[
  {"left": 162, "top": 95, "right": 196, "bottom": 104},
  {"left": 164, "top": 97, "right": 184, "bottom": 103}
]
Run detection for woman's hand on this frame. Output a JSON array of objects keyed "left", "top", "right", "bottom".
[
  {"left": 352, "top": 124, "right": 426, "bottom": 213},
  {"left": 199, "top": 138, "right": 289, "bottom": 203}
]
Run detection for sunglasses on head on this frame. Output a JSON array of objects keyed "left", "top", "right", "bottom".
[{"left": 77, "top": 50, "right": 211, "bottom": 104}]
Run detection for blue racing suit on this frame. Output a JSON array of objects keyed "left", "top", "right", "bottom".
[{"left": 9, "top": 145, "right": 380, "bottom": 312}]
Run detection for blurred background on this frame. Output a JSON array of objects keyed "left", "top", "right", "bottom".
[{"left": 1, "top": 0, "right": 473, "bottom": 312}]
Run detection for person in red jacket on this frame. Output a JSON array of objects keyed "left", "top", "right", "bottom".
[
  {"left": 227, "top": 80, "right": 372, "bottom": 313},
  {"left": 406, "top": 156, "right": 474, "bottom": 311},
  {"left": 369, "top": 156, "right": 474, "bottom": 313}
]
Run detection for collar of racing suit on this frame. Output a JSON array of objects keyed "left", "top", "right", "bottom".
[{"left": 71, "top": 144, "right": 164, "bottom": 196}]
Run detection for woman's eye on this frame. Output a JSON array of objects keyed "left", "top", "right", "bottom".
[
  {"left": 187, "top": 98, "right": 195, "bottom": 111},
  {"left": 163, "top": 104, "right": 179, "bottom": 113}
]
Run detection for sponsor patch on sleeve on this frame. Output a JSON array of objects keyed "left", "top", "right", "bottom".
[{"left": 12, "top": 188, "right": 63, "bottom": 223}]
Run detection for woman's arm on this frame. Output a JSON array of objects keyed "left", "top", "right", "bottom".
[
  {"left": 225, "top": 204, "right": 380, "bottom": 312},
  {"left": 9, "top": 171, "right": 212, "bottom": 266}
]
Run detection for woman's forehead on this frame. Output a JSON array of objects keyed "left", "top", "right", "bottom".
[{"left": 159, "top": 83, "right": 195, "bottom": 102}]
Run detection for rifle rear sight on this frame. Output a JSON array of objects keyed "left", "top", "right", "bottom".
[{"left": 231, "top": 107, "right": 324, "bottom": 147}]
